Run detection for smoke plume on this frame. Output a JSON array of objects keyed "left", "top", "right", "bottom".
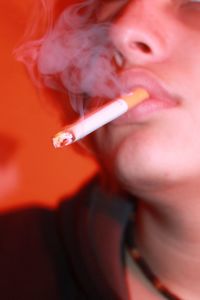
[{"left": 16, "top": 0, "right": 121, "bottom": 115}]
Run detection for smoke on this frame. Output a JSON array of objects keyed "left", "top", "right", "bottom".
[{"left": 16, "top": 0, "right": 121, "bottom": 115}]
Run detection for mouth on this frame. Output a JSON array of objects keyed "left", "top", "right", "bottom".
[{"left": 112, "top": 69, "right": 180, "bottom": 124}]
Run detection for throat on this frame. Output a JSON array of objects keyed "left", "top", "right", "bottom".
[{"left": 126, "top": 201, "right": 200, "bottom": 300}]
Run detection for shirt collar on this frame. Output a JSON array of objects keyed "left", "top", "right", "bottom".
[{"left": 85, "top": 182, "right": 134, "bottom": 299}]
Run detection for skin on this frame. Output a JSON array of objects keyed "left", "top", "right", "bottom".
[{"left": 90, "top": 0, "right": 200, "bottom": 299}]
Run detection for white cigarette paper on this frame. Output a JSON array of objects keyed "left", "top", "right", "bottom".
[{"left": 53, "top": 88, "right": 149, "bottom": 148}]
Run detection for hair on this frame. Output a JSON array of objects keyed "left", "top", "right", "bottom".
[{"left": 14, "top": 0, "right": 122, "bottom": 116}]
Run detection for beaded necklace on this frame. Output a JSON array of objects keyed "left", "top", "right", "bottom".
[{"left": 126, "top": 218, "right": 182, "bottom": 300}]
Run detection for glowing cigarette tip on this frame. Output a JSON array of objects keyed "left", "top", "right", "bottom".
[
  {"left": 53, "top": 131, "right": 75, "bottom": 148},
  {"left": 53, "top": 88, "right": 149, "bottom": 148}
]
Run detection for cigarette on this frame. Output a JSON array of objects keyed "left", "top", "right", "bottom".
[{"left": 53, "top": 88, "right": 149, "bottom": 148}]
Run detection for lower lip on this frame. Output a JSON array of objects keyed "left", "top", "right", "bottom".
[{"left": 111, "top": 97, "right": 178, "bottom": 125}]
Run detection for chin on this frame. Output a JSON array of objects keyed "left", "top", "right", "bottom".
[
  {"left": 94, "top": 118, "right": 200, "bottom": 196},
  {"left": 106, "top": 134, "right": 183, "bottom": 196}
]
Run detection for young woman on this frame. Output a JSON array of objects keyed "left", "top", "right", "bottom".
[{"left": 4, "top": 0, "right": 200, "bottom": 299}]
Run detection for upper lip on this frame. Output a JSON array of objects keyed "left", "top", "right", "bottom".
[{"left": 119, "top": 69, "right": 179, "bottom": 104}]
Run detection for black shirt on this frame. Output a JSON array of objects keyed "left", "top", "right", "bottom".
[{"left": 0, "top": 178, "right": 134, "bottom": 300}]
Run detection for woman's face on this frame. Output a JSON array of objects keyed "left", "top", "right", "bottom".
[{"left": 91, "top": 0, "right": 200, "bottom": 196}]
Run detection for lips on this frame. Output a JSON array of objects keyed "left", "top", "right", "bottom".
[{"left": 112, "top": 69, "right": 180, "bottom": 124}]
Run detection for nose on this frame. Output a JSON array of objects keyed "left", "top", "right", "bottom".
[{"left": 110, "top": 1, "right": 173, "bottom": 66}]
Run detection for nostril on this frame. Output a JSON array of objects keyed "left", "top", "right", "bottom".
[{"left": 132, "top": 42, "right": 152, "bottom": 54}]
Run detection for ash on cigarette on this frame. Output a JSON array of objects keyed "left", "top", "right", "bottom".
[{"left": 15, "top": 0, "right": 122, "bottom": 116}]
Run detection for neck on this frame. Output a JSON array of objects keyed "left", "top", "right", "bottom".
[{"left": 134, "top": 197, "right": 200, "bottom": 300}]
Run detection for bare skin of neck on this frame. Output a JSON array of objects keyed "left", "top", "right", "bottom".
[{"left": 132, "top": 187, "right": 200, "bottom": 300}]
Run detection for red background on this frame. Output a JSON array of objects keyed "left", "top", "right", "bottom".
[{"left": 0, "top": 0, "right": 98, "bottom": 211}]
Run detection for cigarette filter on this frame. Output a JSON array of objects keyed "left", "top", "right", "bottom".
[{"left": 53, "top": 88, "right": 149, "bottom": 148}]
